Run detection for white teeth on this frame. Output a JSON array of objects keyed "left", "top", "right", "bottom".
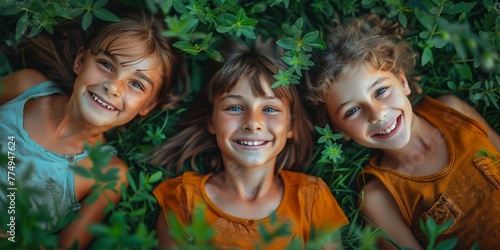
[
  {"left": 238, "top": 141, "right": 265, "bottom": 146},
  {"left": 91, "top": 93, "right": 116, "bottom": 110},
  {"left": 377, "top": 120, "right": 397, "bottom": 135}
]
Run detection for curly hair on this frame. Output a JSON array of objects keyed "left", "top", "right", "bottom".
[{"left": 303, "top": 14, "right": 418, "bottom": 125}]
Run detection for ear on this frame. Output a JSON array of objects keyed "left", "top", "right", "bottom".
[
  {"left": 73, "top": 47, "right": 84, "bottom": 74},
  {"left": 138, "top": 99, "right": 159, "bottom": 116},
  {"left": 398, "top": 70, "right": 411, "bottom": 96},
  {"left": 207, "top": 118, "right": 215, "bottom": 134}
]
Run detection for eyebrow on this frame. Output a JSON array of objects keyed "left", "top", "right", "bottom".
[
  {"left": 136, "top": 70, "right": 155, "bottom": 89},
  {"left": 335, "top": 76, "right": 389, "bottom": 114}
]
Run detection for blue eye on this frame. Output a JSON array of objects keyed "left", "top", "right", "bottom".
[
  {"left": 263, "top": 107, "right": 277, "bottom": 112},
  {"left": 99, "top": 61, "right": 112, "bottom": 70},
  {"left": 345, "top": 107, "right": 360, "bottom": 118},
  {"left": 131, "top": 81, "right": 144, "bottom": 91},
  {"left": 375, "top": 87, "right": 387, "bottom": 97},
  {"left": 228, "top": 106, "right": 242, "bottom": 112}
]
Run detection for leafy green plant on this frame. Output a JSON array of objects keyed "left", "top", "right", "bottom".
[{"left": 420, "top": 217, "right": 457, "bottom": 250}]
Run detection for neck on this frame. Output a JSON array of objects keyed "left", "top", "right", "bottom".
[
  {"left": 51, "top": 96, "right": 109, "bottom": 149},
  {"left": 217, "top": 164, "right": 278, "bottom": 201}
]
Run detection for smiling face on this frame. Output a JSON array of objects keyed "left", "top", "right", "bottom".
[
  {"left": 208, "top": 78, "right": 293, "bottom": 170},
  {"left": 325, "top": 63, "right": 413, "bottom": 151},
  {"left": 72, "top": 36, "right": 162, "bottom": 128}
]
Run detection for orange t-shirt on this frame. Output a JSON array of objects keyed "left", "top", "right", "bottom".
[
  {"left": 153, "top": 170, "right": 349, "bottom": 249},
  {"left": 359, "top": 96, "right": 500, "bottom": 249}
]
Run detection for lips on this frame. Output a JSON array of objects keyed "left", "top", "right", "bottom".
[{"left": 89, "top": 92, "right": 119, "bottom": 111}]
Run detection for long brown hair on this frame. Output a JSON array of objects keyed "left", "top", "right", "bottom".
[{"left": 150, "top": 42, "right": 313, "bottom": 174}]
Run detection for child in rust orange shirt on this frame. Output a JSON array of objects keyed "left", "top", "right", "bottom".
[
  {"left": 303, "top": 14, "right": 500, "bottom": 250},
  {"left": 150, "top": 43, "right": 349, "bottom": 249}
]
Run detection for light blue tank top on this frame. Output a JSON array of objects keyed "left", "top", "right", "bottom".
[{"left": 0, "top": 81, "right": 116, "bottom": 232}]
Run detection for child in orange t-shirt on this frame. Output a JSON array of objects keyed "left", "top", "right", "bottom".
[
  {"left": 303, "top": 14, "right": 500, "bottom": 249},
  {"left": 150, "top": 42, "right": 349, "bottom": 249}
]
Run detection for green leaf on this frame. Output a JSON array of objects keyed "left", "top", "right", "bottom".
[
  {"left": 454, "top": 63, "right": 472, "bottom": 81},
  {"left": 415, "top": 8, "right": 435, "bottom": 31},
  {"left": 85, "top": 192, "right": 100, "bottom": 204},
  {"left": 173, "top": 41, "right": 200, "bottom": 55},
  {"left": 421, "top": 47, "right": 433, "bottom": 66},
  {"left": 15, "top": 13, "right": 29, "bottom": 40},
  {"left": 302, "top": 31, "right": 319, "bottom": 43},
  {"left": 93, "top": 0, "right": 108, "bottom": 9},
  {"left": 442, "top": 2, "right": 476, "bottom": 14},
  {"left": 446, "top": 81, "right": 457, "bottom": 90},
  {"left": 241, "top": 27, "right": 256, "bottom": 39},
  {"left": 130, "top": 206, "right": 146, "bottom": 216},
  {"left": 92, "top": 8, "right": 120, "bottom": 22},
  {"left": 205, "top": 48, "right": 224, "bottom": 62},
  {"left": 240, "top": 19, "right": 259, "bottom": 26},
  {"left": 276, "top": 38, "right": 297, "bottom": 50},
  {"left": 173, "top": 0, "right": 187, "bottom": 13},
  {"left": 216, "top": 25, "right": 232, "bottom": 33},
  {"left": 82, "top": 11, "right": 93, "bottom": 30},
  {"left": 148, "top": 171, "right": 163, "bottom": 183},
  {"left": 472, "top": 93, "right": 483, "bottom": 101},
  {"left": 398, "top": 12, "right": 407, "bottom": 28},
  {"left": 433, "top": 238, "right": 458, "bottom": 250},
  {"left": 127, "top": 171, "right": 138, "bottom": 192},
  {"left": 72, "top": 165, "right": 93, "bottom": 178}
]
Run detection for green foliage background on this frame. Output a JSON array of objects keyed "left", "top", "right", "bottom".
[{"left": 0, "top": 0, "right": 499, "bottom": 249}]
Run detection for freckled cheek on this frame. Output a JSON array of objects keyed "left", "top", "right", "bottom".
[
  {"left": 214, "top": 115, "right": 240, "bottom": 132},
  {"left": 266, "top": 117, "right": 290, "bottom": 132}
]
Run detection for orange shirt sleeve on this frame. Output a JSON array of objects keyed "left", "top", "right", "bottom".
[
  {"left": 311, "top": 178, "right": 349, "bottom": 231},
  {"left": 153, "top": 175, "right": 191, "bottom": 227}
]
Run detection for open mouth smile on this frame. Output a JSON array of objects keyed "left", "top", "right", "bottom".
[
  {"left": 372, "top": 115, "right": 402, "bottom": 138},
  {"left": 237, "top": 140, "right": 266, "bottom": 146},
  {"left": 90, "top": 92, "right": 117, "bottom": 111},
  {"left": 376, "top": 119, "right": 397, "bottom": 135}
]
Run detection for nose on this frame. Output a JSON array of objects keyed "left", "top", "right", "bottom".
[
  {"left": 242, "top": 109, "right": 263, "bottom": 132},
  {"left": 103, "top": 79, "right": 125, "bottom": 97},
  {"left": 368, "top": 103, "right": 387, "bottom": 124}
]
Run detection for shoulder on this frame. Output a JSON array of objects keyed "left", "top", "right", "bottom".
[
  {"left": 153, "top": 172, "right": 205, "bottom": 212},
  {"left": 434, "top": 94, "right": 477, "bottom": 118},
  {"left": 281, "top": 170, "right": 321, "bottom": 185},
  {"left": 0, "top": 69, "right": 49, "bottom": 105},
  {"left": 153, "top": 172, "right": 202, "bottom": 198},
  {"left": 3, "top": 68, "right": 49, "bottom": 85},
  {"left": 434, "top": 94, "right": 464, "bottom": 109},
  {"left": 281, "top": 171, "right": 333, "bottom": 200},
  {"left": 361, "top": 178, "right": 399, "bottom": 216}
]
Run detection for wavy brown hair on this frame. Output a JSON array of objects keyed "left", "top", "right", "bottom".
[
  {"left": 302, "top": 14, "right": 418, "bottom": 126},
  {"left": 150, "top": 42, "right": 313, "bottom": 174}
]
